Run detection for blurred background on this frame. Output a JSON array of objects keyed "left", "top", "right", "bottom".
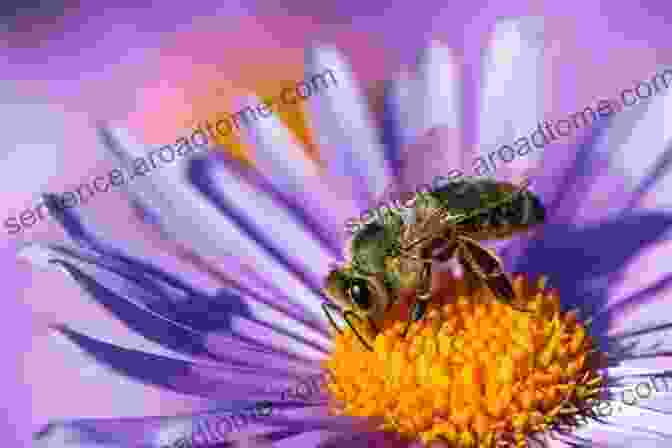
[{"left": 2, "top": 1, "right": 672, "bottom": 446}]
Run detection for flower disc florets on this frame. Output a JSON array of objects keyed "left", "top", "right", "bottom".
[{"left": 323, "top": 274, "right": 606, "bottom": 447}]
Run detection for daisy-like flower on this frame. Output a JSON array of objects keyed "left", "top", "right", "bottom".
[{"left": 23, "top": 17, "right": 672, "bottom": 448}]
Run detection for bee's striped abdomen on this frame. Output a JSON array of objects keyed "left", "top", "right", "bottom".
[{"left": 441, "top": 180, "right": 546, "bottom": 240}]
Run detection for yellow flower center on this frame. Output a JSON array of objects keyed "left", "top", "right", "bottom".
[{"left": 323, "top": 274, "right": 605, "bottom": 447}]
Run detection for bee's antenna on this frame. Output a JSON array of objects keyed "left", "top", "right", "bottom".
[
  {"left": 321, "top": 302, "right": 374, "bottom": 352},
  {"left": 343, "top": 311, "right": 374, "bottom": 352},
  {"left": 321, "top": 302, "right": 344, "bottom": 335}
]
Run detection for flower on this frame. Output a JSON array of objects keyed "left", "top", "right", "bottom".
[
  {"left": 325, "top": 274, "right": 607, "bottom": 447},
  {"left": 22, "top": 17, "right": 672, "bottom": 448}
]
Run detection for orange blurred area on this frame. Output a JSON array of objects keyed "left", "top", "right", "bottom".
[
  {"left": 138, "top": 72, "right": 321, "bottom": 168},
  {"left": 122, "top": 9, "right": 406, "bottom": 171},
  {"left": 201, "top": 78, "right": 319, "bottom": 166},
  {"left": 126, "top": 17, "right": 396, "bottom": 169}
]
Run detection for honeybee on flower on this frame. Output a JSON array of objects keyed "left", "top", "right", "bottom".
[{"left": 322, "top": 177, "right": 546, "bottom": 350}]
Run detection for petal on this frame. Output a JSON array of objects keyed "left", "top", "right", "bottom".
[
  {"left": 394, "top": 127, "right": 464, "bottom": 194},
  {"left": 569, "top": 404, "right": 672, "bottom": 446},
  {"left": 50, "top": 325, "right": 321, "bottom": 402},
  {"left": 188, "top": 153, "right": 335, "bottom": 290},
  {"left": 501, "top": 122, "right": 611, "bottom": 265},
  {"left": 560, "top": 75, "right": 672, "bottom": 225},
  {"left": 34, "top": 406, "right": 370, "bottom": 448},
  {"left": 305, "top": 44, "right": 393, "bottom": 207},
  {"left": 20, "top": 243, "right": 331, "bottom": 363},
  {"left": 477, "top": 17, "right": 545, "bottom": 182},
  {"left": 606, "top": 317, "right": 672, "bottom": 368},
  {"left": 603, "top": 369, "right": 672, "bottom": 413},
  {"left": 97, "top": 125, "right": 329, "bottom": 328},
  {"left": 605, "top": 239, "right": 672, "bottom": 316},
  {"left": 41, "top": 192, "right": 325, "bottom": 334},
  {"left": 311, "top": 430, "right": 410, "bottom": 448},
  {"left": 417, "top": 42, "right": 462, "bottom": 141},
  {"left": 234, "top": 93, "right": 360, "bottom": 253},
  {"left": 385, "top": 68, "right": 423, "bottom": 157},
  {"left": 386, "top": 42, "right": 464, "bottom": 190},
  {"left": 41, "top": 193, "right": 102, "bottom": 251},
  {"left": 513, "top": 213, "right": 672, "bottom": 341}
]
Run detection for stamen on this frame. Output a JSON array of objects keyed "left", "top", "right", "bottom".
[{"left": 323, "top": 274, "right": 605, "bottom": 447}]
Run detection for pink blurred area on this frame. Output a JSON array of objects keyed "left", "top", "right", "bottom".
[{"left": 1, "top": 1, "right": 672, "bottom": 447}]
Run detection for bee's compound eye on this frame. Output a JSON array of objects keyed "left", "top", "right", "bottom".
[{"left": 348, "top": 279, "right": 372, "bottom": 310}]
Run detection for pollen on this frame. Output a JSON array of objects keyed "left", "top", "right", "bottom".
[{"left": 323, "top": 273, "right": 606, "bottom": 447}]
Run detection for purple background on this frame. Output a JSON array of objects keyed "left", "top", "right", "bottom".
[{"left": 2, "top": 1, "right": 672, "bottom": 446}]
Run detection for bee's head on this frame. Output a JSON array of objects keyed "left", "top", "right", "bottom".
[{"left": 323, "top": 268, "right": 391, "bottom": 318}]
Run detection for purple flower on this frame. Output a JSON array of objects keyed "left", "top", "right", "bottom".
[{"left": 21, "top": 17, "right": 672, "bottom": 448}]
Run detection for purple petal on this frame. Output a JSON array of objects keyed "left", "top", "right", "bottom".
[
  {"left": 313, "top": 429, "right": 410, "bottom": 448},
  {"left": 20, "top": 243, "right": 331, "bottom": 365},
  {"left": 502, "top": 121, "right": 612, "bottom": 265},
  {"left": 50, "top": 258, "right": 215, "bottom": 358},
  {"left": 97, "top": 124, "right": 330, "bottom": 328},
  {"left": 394, "top": 126, "right": 464, "bottom": 193},
  {"left": 570, "top": 405, "right": 672, "bottom": 446},
  {"left": 51, "top": 325, "right": 322, "bottom": 402},
  {"left": 384, "top": 69, "right": 423, "bottom": 166},
  {"left": 560, "top": 82, "right": 672, "bottom": 225},
  {"left": 603, "top": 369, "right": 672, "bottom": 413},
  {"left": 188, "top": 153, "right": 336, "bottom": 291},
  {"left": 41, "top": 193, "right": 102, "bottom": 251},
  {"left": 512, "top": 213, "right": 672, "bottom": 341},
  {"left": 233, "top": 93, "right": 360, "bottom": 253},
  {"left": 305, "top": 44, "right": 393, "bottom": 208},
  {"left": 38, "top": 194, "right": 207, "bottom": 300},
  {"left": 34, "top": 405, "right": 371, "bottom": 448}
]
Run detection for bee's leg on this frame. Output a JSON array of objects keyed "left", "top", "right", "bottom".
[
  {"left": 401, "top": 229, "right": 459, "bottom": 339},
  {"left": 402, "top": 260, "right": 432, "bottom": 338},
  {"left": 343, "top": 311, "right": 374, "bottom": 351},
  {"left": 402, "top": 241, "right": 439, "bottom": 337},
  {"left": 456, "top": 236, "right": 528, "bottom": 311},
  {"left": 321, "top": 302, "right": 344, "bottom": 335},
  {"left": 367, "top": 316, "right": 380, "bottom": 335}
]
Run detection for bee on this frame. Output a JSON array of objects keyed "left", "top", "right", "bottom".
[{"left": 321, "top": 178, "right": 546, "bottom": 350}]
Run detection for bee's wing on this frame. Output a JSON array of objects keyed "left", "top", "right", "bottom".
[{"left": 456, "top": 236, "right": 515, "bottom": 304}]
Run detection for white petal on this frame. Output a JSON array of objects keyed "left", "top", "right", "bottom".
[
  {"left": 418, "top": 40, "right": 462, "bottom": 135},
  {"left": 389, "top": 42, "right": 465, "bottom": 190},
  {"left": 606, "top": 366, "right": 672, "bottom": 379},
  {"left": 390, "top": 41, "right": 461, "bottom": 143},
  {"left": 305, "top": 44, "right": 392, "bottom": 206},
  {"left": 477, "top": 17, "right": 545, "bottom": 182}
]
